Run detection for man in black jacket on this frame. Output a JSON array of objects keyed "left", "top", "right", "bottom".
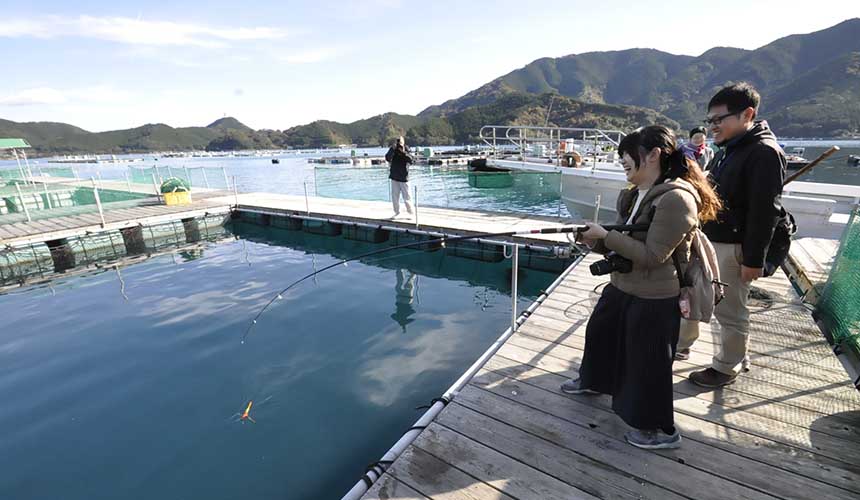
[
  {"left": 678, "top": 83, "right": 786, "bottom": 388},
  {"left": 385, "top": 136, "right": 414, "bottom": 218}
]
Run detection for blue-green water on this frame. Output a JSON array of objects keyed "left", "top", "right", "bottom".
[{"left": 0, "top": 221, "right": 556, "bottom": 499}]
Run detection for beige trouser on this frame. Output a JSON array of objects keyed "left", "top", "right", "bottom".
[{"left": 677, "top": 242, "right": 751, "bottom": 375}]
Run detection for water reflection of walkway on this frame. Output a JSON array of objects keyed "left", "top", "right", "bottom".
[{"left": 391, "top": 268, "right": 417, "bottom": 333}]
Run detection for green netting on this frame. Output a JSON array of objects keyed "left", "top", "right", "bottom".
[
  {"left": 0, "top": 184, "right": 153, "bottom": 224},
  {"left": 160, "top": 177, "right": 190, "bottom": 193},
  {"left": 128, "top": 166, "right": 226, "bottom": 189},
  {"left": 818, "top": 207, "right": 860, "bottom": 350}
]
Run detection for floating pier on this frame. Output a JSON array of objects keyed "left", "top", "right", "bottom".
[{"left": 0, "top": 186, "right": 854, "bottom": 500}]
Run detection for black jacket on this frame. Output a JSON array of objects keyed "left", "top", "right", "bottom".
[
  {"left": 702, "top": 121, "right": 786, "bottom": 268},
  {"left": 385, "top": 146, "right": 414, "bottom": 182}
]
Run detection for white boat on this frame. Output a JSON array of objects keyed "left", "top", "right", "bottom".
[{"left": 481, "top": 125, "right": 858, "bottom": 240}]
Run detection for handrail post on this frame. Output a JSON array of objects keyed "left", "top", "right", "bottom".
[
  {"left": 511, "top": 243, "right": 519, "bottom": 333},
  {"left": 184, "top": 166, "right": 192, "bottom": 187},
  {"left": 91, "top": 177, "right": 106, "bottom": 227},
  {"left": 304, "top": 181, "right": 310, "bottom": 215},
  {"left": 558, "top": 173, "right": 564, "bottom": 219},
  {"left": 233, "top": 176, "right": 240, "bottom": 209},
  {"left": 201, "top": 167, "right": 210, "bottom": 188},
  {"left": 14, "top": 182, "right": 32, "bottom": 222},
  {"left": 222, "top": 166, "right": 230, "bottom": 190},
  {"left": 13, "top": 149, "right": 26, "bottom": 183},
  {"left": 22, "top": 149, "right": 35, "bottom": 186},
  {"left": 594, "top": 194, "right": 602, "bottom": 222},
  {"left": 151, "top": 172, "right": 161, "bottom": 201},
  {"left": 413, "top": 185, "right": 418, "bottom": 229},
  {"left": 125, "top": 171, "right": 132, "bottom": 192},
  {"left": 43, "top": 182, "right": 53, "bottom": 210}
]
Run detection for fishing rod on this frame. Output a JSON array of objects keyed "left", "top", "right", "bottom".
[
  {"left": 240, "top": 222, "right": 650, "bottom": 342},
  {"left": 783, "top": 145, "right": 840, "bottom": 186}
]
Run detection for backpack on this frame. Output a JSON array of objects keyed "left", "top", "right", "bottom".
[
  {"left": 763, "top": 207, "right": 797, "bottom": 277},
  {"left": 672, "top": 228, "right": 725, "bottom": 323}
]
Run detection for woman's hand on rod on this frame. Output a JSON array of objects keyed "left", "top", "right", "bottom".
[{"left": 580, "top": 222, "right": 608, "bottom": 240}]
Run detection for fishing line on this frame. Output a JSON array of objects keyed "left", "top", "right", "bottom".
[{"left": 240, "top": 223, "right": 649, "bottom": 343}]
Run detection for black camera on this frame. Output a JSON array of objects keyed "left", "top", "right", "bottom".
[{"left": 589, "top": 251, "right": 633, "bottom": 276}]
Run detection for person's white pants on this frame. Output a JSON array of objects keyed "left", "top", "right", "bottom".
[{"left": 391, "top": 180, "right": 413, "bottom": 215}]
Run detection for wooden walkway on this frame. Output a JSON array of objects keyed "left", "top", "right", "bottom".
[
  {"left": 0, "top": 192, "right": 234, "bottom": 246},
  {"left": 235, "top": 193, "right": 572, "bottom": 245},
  {"left": 785, "top": 237, "right": 839, "bottom": 305},
  {"left": 363, "top": 253, "right": 860, "bottom": 500}
]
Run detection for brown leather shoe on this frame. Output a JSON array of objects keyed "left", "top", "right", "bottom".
[{"left": 689, "top": 368, "right": 736, "bottom": 388}]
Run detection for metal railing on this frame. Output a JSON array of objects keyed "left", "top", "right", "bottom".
[{"left": 479, "top": 125, "right": 626, "bottom": 159}]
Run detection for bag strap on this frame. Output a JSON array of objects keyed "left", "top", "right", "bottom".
[{"left": 672, "top": 249, "right": 687, "bottom": 288}]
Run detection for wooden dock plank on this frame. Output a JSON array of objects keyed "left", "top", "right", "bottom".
[
  {"left": 363, "top": 473, "right": 430, "bottom": 500},
  {"left": 493, "top": 338, "right": 860, "bottom": 466},
  {"left": 502, "top": 332, "right": 860, "bottom": 448},
  {"left": 411, "top": 424, "right": 599, "bottom": 500},
  {"left": 386, "top": 445, "right": 516, "bottom": 500},
  {"left": 364, "top": 243, "right": 858, "bottom": 500},
  {"left": 480, "top": 354, "right": 860, "bottom": 496},
  {"left": 435, "top": 399, "right": 689, "bottom": 500},
  {"left": 461, "top": 370, "right": 858, "bottom": 500}
]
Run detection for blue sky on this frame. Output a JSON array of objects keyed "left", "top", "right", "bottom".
[{"left": 0, "top": 1, "right": 856, "bottom": 132}]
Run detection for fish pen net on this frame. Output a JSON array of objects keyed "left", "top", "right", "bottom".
[{"left": 817, "top": 207, "right": 860, "bottom": 351}]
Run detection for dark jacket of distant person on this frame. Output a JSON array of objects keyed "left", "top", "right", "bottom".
[
  {"left": 385, "top": 145, "right": 414, "bottom": 182},
  {"left": 703, "top": 121, "right": 786, "bottom": 269}
]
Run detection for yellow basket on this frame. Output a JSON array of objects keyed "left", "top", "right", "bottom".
[{"left": 164, "top": 190, "right": 192, "bottom": 205}]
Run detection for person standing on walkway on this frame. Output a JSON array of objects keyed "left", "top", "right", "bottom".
[
  {"left": 678, "top": 83, "right": 786, "bottom": 388},
  {"left": 681, "top": 126, "right": 715, "bottom": 169},
  {"left": 561, "top": 125, "right": 721, "bottom": 449},
  {"left": 385, "top": 136, "right": 414, "bottom": 218}
]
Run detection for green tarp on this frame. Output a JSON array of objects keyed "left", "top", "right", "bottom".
[{"left": 0, "top": 138, "right": 31, "bottom": 150}]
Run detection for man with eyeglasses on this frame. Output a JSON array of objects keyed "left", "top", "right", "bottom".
[{"left": 677, "top": 82, "right": 786, "bottom": 388}]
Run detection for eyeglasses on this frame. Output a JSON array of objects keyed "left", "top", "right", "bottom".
[{"left": 703, "top": 111, "right": 740, "bottom": 126}]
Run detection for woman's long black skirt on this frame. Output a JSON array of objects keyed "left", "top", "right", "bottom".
[{"left": 578, "top": 284, "right": 680, "bottom": 430}]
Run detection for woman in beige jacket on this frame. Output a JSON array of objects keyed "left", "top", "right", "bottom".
[{"left": 561, "top": 125, "right": 721, "bottom": 449}]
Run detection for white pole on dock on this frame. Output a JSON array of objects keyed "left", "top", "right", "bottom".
[
  {"left": 125, "top": 171, "right": 132, "bottom": 192},
  {"left": 91, "top": 178, "right": 106, "bottom": 227},
  {"left": 413, "top": 185, "right": 418, "bottom": 229},
  {"left": 13, "top": 149, "right": 26, "bottom": 182},
  {"left": 201, "top": 167, "right": 210, "bottom": 188},
  {"left": 22, "top": 149, "right": 35, "bottom": 186},
  {"left": 593, "top": 194, "right": 602, "bottom": 222},
  {"left": 511, "top": 244, "right": 519, "bottom": 333},
  {"left": 43, "top": 182, "right": 53, "bottom": 210},
  {"left": 303, "top": 181, "right": 310, "bottom": 215},
  {"left": 557, "top": 173, "right": 564, "bottom": 219},
  {"left": 14, "top": 182, "right": 32, "bottom": 222},
  {"left": 184, "top": 166, "right": 191, "bottom": 187},
  {"left": 233, "top": 176, "right": 240, "bottom": 208},
  {"left": 72, "top": 167, "right": 80, "bottom": 182},
  {"left": 222, "top": 167, "right": 230, "bottom": 190},
  {"left": 151, "top": 172, "right": 161, "bottom": 201},
  {"left": 154, "top": 165, "right": 161, "bottom": 184}
]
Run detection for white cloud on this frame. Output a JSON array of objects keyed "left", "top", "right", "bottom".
[
  {"left": 0, "top": 15, "right": 287, "bottom": 48},
  {"left": 0, "top": 87, "right": 66, "bottom": 106},
  {"left": 0, "top": 85, "right": 132, "bottom": 107},
  {"left": 281, "top": 48, "right": 341, "bottom": 64}
]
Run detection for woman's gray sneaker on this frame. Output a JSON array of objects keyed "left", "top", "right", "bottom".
[
  {"left": 624, "top": 429, "right": 682, "bottom": 449},
  {"left": 560, "top": 378, "right": 598, "bottom": 395}
]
